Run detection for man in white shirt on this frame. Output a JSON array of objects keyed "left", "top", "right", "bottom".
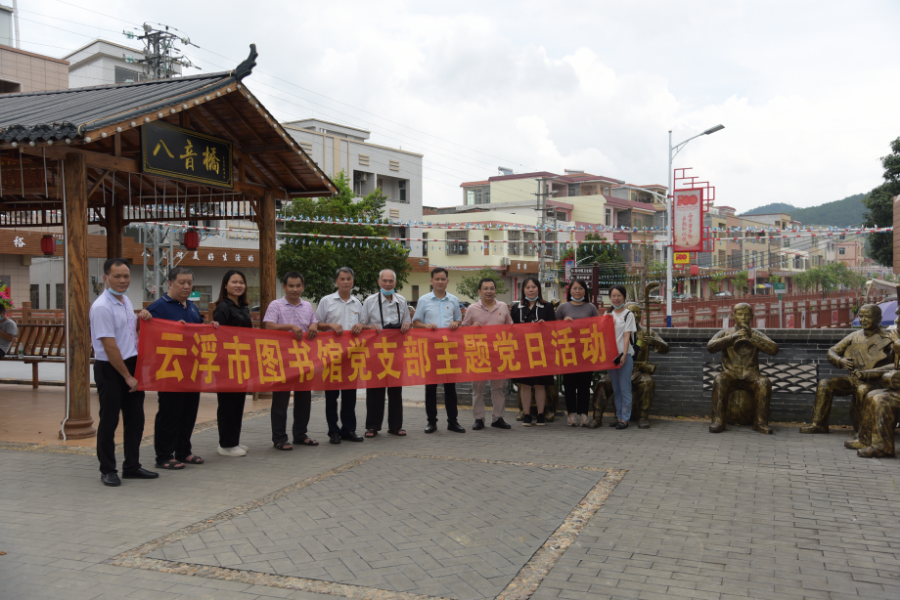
[
  {"left": 412, "top": 267, "right": 465, "bottom": 434},
  {"left": 90, "top": 258, "right": 158, "bottom": 487},
  {"left": 360, "top": 269, "right": 411, "bottom": 437},
  {"left": 315, "top": 267, "right": 368, "bottom": 444}
]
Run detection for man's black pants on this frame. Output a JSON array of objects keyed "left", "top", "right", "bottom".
[
  {"left": 325, "top": 389, "right": 357, "bottom": 434},
  {"left": 366, "top": 387, "right": 403, "bottom": 432},
  {"left": 95, "top": 357, "right": 145, "bottom": 475},
  {"left": 425, "top": 383, "right": 458, "bottom": 424},
  {"left": 271, "top": 390, "right": 311, "bottom": 445},
  {"left": 216, "top": 392, "right": 246, "bottom": 448},
  {"left": 155, "top": 391, "right": 200, "bottom": 464}
]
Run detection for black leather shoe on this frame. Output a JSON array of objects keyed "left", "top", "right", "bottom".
[
  {"left": 122, "top": 468, "right": 159, "bottom": 479},
  {"left": 101, "top": 473, "right": 121, "bottom": 487},
  {"left": 424, "top": 423, "right": 437, "bottom": 434},
  {"left": 341, "top": 432, "right": 364, "bottom": 443},
  {"left": 447, "top": 422, "right": 466, "bottom": 433},
  {"left": 491, "top": 418, "right": 512, "bottom": 430},
  {"left": 329, "top": 432, "right": 342, "bottom": 444},
  {"left": 472, "top": 419, "right": 485, "bottom": 430}
]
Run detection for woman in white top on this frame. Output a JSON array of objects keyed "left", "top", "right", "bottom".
[{"left": 607, "top": 285, "right": 636, "bottom": 430}]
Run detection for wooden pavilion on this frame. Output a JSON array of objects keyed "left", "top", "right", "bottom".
[{"left": 0, "top": 45, "right": 336, "bottom": 439}]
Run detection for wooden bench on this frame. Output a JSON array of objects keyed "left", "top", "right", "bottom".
[{"left": 2, "top": 323, "right": 71, "bottom": 388}]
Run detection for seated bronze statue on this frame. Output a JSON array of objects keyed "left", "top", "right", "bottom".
[
  {"left": 800, "top": 304, "right": 892, "bottom": 434},
  {"left": 707, "top": 303, "right": 779, "bottom": 434},
  {"left": 590, "top": 300, "right": 668, "bottom": 429}
]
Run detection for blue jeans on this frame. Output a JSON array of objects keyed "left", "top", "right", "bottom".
[{"left": 609, "top": 353, "right": 634, "bottom": 422}]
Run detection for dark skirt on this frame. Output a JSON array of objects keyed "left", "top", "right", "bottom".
[{"left": 513, "top": 375, "right": 555, "bottom": 387}]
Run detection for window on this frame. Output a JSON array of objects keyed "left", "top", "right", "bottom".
[
  {"left": 192, "top": 285, "right": 213, "bottom": 312},
  {"left": 718, "top": 250, "right": 726, "bottom": 267},
  {"left": 633, "top": 248, "right": 642, "bottom": 264},
  {"left": 784, "top": 238, "right": 790, "bottom": 247},
  {"left": 555, "top": 210, "right": 568, "bottom": 222},
  {"left": 839, "top": 247, "right": 846, "bottom": 255},
  {"left": 605, "top": 208, "right": 612, "bottom": 226},
  {"left": 55, "top": 284, "right": 65, "bottom": 310},
  {"left": 465, "top": 188, "right": 481, "bottom": 205},
  {"left": 30, "top": 284, "right": 39, "bottom": 309},
  {"left": 411, "top": 285, "right": 419, "bottom": 302},
  {"left": 114, "top": 66, "right": 142, "bottom": 83},
  {"left": 523, "top": 232, "right": 537, "bottom": 257},
  {"left": 508, "top": 231, "right": 521, "bottom": 256},
  {"left": 568, "top": 184, "right": 580, "bottom": 197},
  {"left": 46, "top": 284, "right": 50, "bottom": 309},
  {"left": 422, "top": 232, "right": 428, "bottom": 257},
  {"left": 389, "top": 159, "right": 400, "bottom": 172},
  {"left": 398, "top": 180, "right": 408, "bottom": 204},
  {"left": 446, "top": 231, "right": 469, "bottom": 255},
  {"left": 484, "top": 187, "right": 490, "bottom": 204}
]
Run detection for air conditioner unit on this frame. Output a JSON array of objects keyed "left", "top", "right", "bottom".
[{"left": 501, "top": 257, "right": 510, "bottom": 266}]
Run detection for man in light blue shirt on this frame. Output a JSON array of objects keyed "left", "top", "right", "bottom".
[
  {"left": 412, "top": 267, "right": 464, "bottom": 434},
  {"left": 90, "top": 258, "right": 157, "bottom": 486}
]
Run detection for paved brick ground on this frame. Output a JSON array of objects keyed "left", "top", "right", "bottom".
[{"left": 1, "top": 400, "right": 899, "bottom": 600}]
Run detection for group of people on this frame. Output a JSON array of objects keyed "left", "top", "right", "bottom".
[{"left": 90, "top": 260, "right": 639, "bottom": 487}]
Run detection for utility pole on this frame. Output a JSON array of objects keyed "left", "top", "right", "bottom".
[
  {"left": 123, "top": 23, "right": 197, "bottom": 81},
  {"left": 534, "top": 176, "right": 556, "bottom": 295}
]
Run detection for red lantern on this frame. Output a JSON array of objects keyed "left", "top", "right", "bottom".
[
  {"left": 690, "top": 264, "right": 699, "bottom": 276},
  {"left": 41, "top": 235, "right": 56, "bottom": 256},
  {"left": 183, "top": 229, "right": 200, "bottom": 251}
]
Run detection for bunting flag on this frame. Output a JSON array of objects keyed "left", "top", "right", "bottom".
[{"left": 137, "top": 316, "right": 619, "bottom": 393}]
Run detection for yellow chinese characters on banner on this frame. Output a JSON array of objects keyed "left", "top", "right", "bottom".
[{"left": 137, "top": 315, "right": 618, "bottom": 393}]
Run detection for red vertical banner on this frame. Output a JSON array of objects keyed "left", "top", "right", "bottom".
[
  {"left": 673, "top": 188, "right": 705, "bottom": 252},
  {"left": 136, "top": 316, "right": 620, "bottom": 393}
]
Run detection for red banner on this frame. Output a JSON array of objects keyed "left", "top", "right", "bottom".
[{"left": 136, "top": 316, "right": 619, "bottom": 392}]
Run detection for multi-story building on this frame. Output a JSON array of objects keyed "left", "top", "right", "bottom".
[
  {"left": 65, "top": 39, "right": 178, "bottom": 87},
  {"left": 283, "top": 118, "right": 424, "bottom": 258},
  {"left": 0, "top": 33, "right": 69, "bottom": 94}
]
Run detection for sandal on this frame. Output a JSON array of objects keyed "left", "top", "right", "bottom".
[
  {"left": 274, "top": 442, "right": 293, "bottom": 451},
  {"left": 365, "top": 429, "right": 378, "bottom": 438},
  {"left": 388, "top": 429, "right": 407, "bottom": 436},
  {"left": 155, "top": 459, "right": 185, "bottom": 470},
  {"left": 181, "top": 454, "right": 204, "bottom": 464},
  {"left": 295, "top": 438, "right": 319, "bottom": 446}
]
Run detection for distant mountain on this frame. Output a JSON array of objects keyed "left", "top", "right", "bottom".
[{"left": 739, "top": 194, "right": 866, "bottom": 227}]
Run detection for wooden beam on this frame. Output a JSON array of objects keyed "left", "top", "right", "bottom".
[
  {"left": 61, "top": 152, "right": 96, "bottom": 440},
  {"left": 114, "top": 134, "right": 122, "bottom": 157},
  {"left": 259, "top": 189, "right": 277, "bottom": 331},
  {"left": 106, "top": 197, "right": 123, "bottom": 260},
  {"left": 86, "top": 169, "right": 110, "bottom": 199},
  {"left": 220, "top": 95, "right": 267, "bottom": 144}
]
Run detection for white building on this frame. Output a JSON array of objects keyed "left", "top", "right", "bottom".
[
  {"left": 65, "top": 39, "right": 181, "bottom": 87},
  {"left": 282, "top": 118, "right": 424, "bottom": 258}
]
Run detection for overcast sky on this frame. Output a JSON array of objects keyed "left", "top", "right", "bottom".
[{"left": 16, "top": 0, "right": 900, "bottom": 212}]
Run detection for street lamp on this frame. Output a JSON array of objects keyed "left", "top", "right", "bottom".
[{"left": 666, "top": 124, "right": 724, "bottom": 326}]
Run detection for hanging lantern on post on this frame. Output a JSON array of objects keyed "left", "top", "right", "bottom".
[
  {"left": 41, "top": 235, "right": 56, "bottom": 256},
  {"left": 183, "top": 229, "right": 200, "bottom": 251}
]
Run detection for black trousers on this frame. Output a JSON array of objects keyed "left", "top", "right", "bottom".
[
  {"left": 155, "top": 391, "right": 200, "bottom": 464},
  {"left": 425, "top": 383, "right": 458, "bottom": 424},
  {"left": 95, "top": 358, "right": 145, "bottom": 475},
  {"left": 564, "top": 371, "right": 593, "bottom": 415},
  {"left": 366, "top": 387, "right": 403, "bottom": 432},
  {"left": 325, "top": 389, "right": 357, "bottom": 434},
  {"left": 216, "top": 392, "right": 246, "bottom": 448},
  {"left": 271, "top": 390, "right": 311, "bottom": 445}
]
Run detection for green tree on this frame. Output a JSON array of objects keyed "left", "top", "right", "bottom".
[
  {"left": 733, "top": 271, "right": 749, "bottom": 295},
  {"left": 275, "top": 170, "right": 411, "bottom": 301},
  {"left": 576, "top": 233, "right": 627, "bottom": 285},
  {"left": 456, "top": 267, "right": 509, "bottom": 301},
  {"left": 709, "top": 272, "right": 726, "bottom": 294},
  {"left": 862, "top": 136, "right": 900, "bottom": 267}
]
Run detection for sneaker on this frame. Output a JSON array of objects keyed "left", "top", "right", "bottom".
[
  {"left": 239, "top": 444, "right": 249, "bottom": 452},
  {"left": 567, "top": 413, "right": 577, "bottom": 427},
  {"left": 536, "top": 414, "right": 546, "bottom": 426},
  {"left": 218, "top": 445, "right": 247, "bottom": 457},
  {"left": 522, "top": 414, "right": 533, "bottom": 427},
  {"left": 579, "top": 414, "right": 590, "bottom": 427}
]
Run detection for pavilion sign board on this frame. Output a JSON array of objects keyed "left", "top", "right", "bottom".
[{"left": 141, "top": 121, "right": 233, "bottom": 189}]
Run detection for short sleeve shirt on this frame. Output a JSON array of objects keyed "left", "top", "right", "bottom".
[
  {"left": 315, "top": 292, "right": 363, "bottom": 330},
  {"left": 612, "top": 308, "right": 637, "bottom": 355},
  {"left": 90, "top": 290, "right": 139, "bottom": 361},
  {"left": 361, "top": 293, "right": 411, "bottom": 328},
  {"left": 263, "top": 296, "right": 317, "bottom": 331},
  {"left": 146, "top": 294, "right": 203, "bottom": 324},
  {"left": 461, "top": 301, "right": 513, "bottom": 327},
  {"left": 415, "top": 291, "right": 461, "bottom": 328}
]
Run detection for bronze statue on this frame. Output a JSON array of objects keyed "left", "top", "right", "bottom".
[
  {"left": 589, "top": 285, "right": 668, "bottom": 429},
  {"left": 800, "top": 304, "right": 892, "bottom": 434},
  {"left": 707, "top": 303, "right": 779, "bottom": 434}
]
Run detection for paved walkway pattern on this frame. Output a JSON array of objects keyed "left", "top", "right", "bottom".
[{"left": 1, "top": 401, "right": 899, "bottom": 600}]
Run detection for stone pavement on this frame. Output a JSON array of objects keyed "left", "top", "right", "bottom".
[{"left": 1, "top": 399, "right": 899, "bottom": 600}]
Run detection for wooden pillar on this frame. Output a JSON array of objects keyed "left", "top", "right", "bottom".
[
  {"left": 258, "top": 190, "right": 277, "bottom": 329},
  {"left": 105, "top": 197, "right": 123, "bottom": 260},
  {"left": 61, "top": 152, "right": 96, "bottom": 440}
]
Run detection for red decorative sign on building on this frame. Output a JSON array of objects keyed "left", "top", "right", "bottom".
[{"left": 673, "top": 188, "right": 705, "bottom": 252}]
